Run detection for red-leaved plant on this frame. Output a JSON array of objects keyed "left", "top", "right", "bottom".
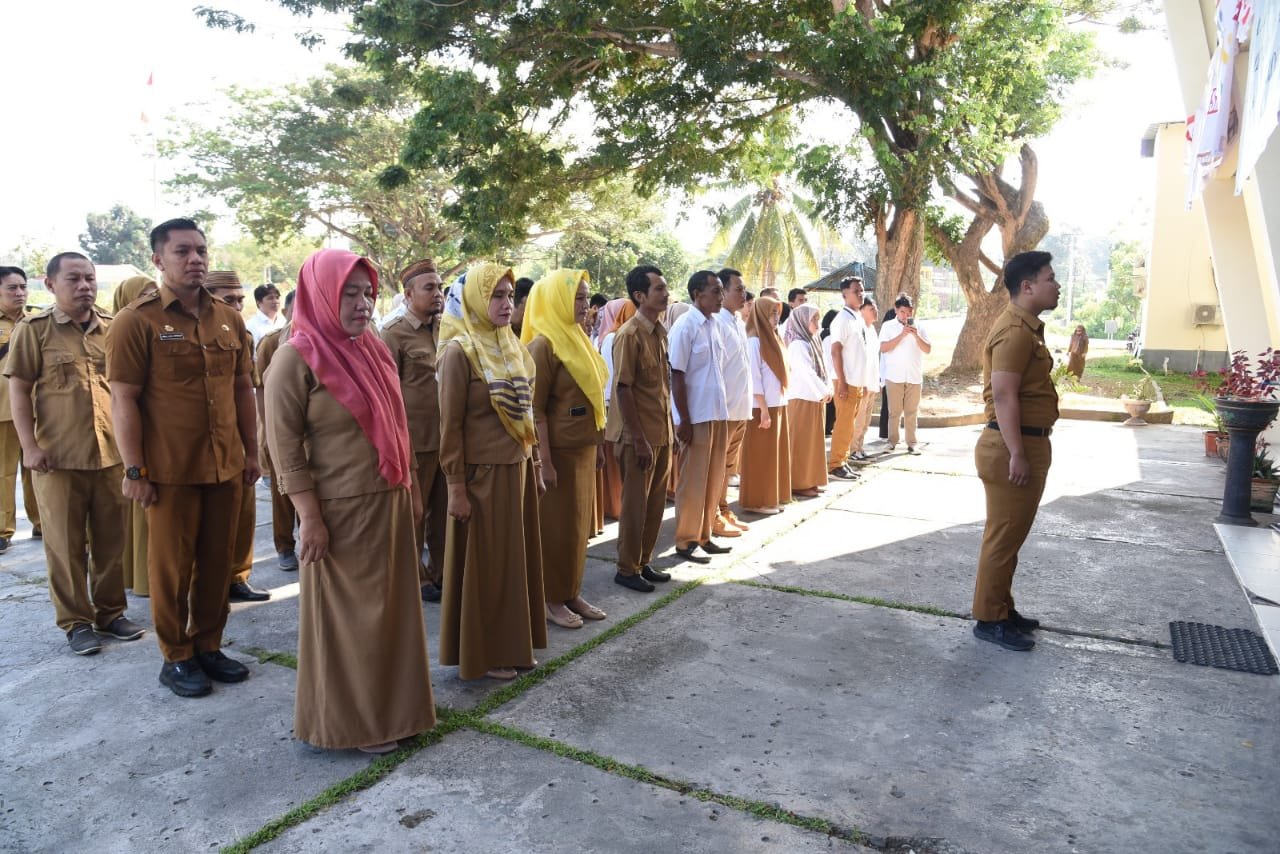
[{"left": 1195, "top": 349, "right": 1280, "bottom": 400}]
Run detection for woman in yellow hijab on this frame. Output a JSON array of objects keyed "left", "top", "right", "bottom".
[
  {"left": 521, "top": 269, "right": 609, "bottom": 629},
  {"left": 437, "top": 263, "right": 547, "bottom": 681},
  {"left": 111, "top": 276, "right": 158, "bottom": 594}
]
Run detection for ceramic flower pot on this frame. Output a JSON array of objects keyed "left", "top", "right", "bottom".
[
  {"left": 1204, "top": 430, "right": 1227, "bottom": 457},
  {"left": 1122, "top": 400, "right": 1151, "bottom": 426},
  {"left": 1215, "top": 398, "right": 1280, "bottom": 525},
  {"left": 1250, "top": 478, "right": 1280, "bottom": 513}
]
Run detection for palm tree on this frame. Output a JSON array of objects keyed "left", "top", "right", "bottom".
[{"left": 707, "top": 177, "right": 841, "bottom": 290}]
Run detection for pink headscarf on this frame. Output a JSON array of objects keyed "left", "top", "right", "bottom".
[{"left": 289, "top": 249, "right": 412, "bottom": 489}]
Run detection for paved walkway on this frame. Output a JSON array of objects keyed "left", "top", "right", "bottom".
[{"left": 1, "top": 421, "right": 1276, "bottom": 853}]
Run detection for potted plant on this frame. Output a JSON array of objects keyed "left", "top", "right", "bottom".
[
  {"left": 1252, "top": 442, "right": 1280, "bottom": 512},
  {"left": 1192, "top": 392, "right": 1229, "bottom": 457},
  {"left": 1121, "top": 368, "right": 1156, "bottom": 426},
  {"left": 1208, "top": 349, "right": 1280, "bottom": 525}
]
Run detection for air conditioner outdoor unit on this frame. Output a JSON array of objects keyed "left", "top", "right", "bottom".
[{"left": 1192, "top": 304, "right": 1221, "bottom": 326}]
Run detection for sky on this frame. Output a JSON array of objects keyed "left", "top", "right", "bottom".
[{"left": 1, "top": 2, "right": 1186, "bottom": 260}]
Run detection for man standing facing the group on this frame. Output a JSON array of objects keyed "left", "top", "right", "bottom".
[
  {"left": 971, "top": 251, "right": 1060, "bottom": 652},
  {"left": 108, "top": 218, "right": 261, "bottom": 697},
  {"left": 608, "top": 265, "right": 673, "bottom": 592},
  {"left": 714, "top": 267, "right": 751, "bottom": 537},
  {"left": 825, "top": 275, "right": 866, "bottom": 479},
  {"left": 204, "top": 270, "right": 271, "bottom": 603},
  {"left": 0, "top": 266, "right": 41, "bottom": 552},
  {"left": 879, "top": 294, "right": 931, "bottom": 454},
  {"left": 6, "top": 253, "right": 144, "bottom": 655},
  {"left": 381, "top": 259, "right": 448, "bottom": 602},
  {"left": 668, "top": 270, "right": 731, "bottom": 564}
]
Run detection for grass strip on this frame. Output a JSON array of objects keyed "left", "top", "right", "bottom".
[
  {"left": 469, "top": 577, "right": 704, "bottom": 718},
  {"left": 239, "top": 645, "right": 299, "bottom": 670},
  {"left": 220, "top": 717, "right": 464, "bottom": 854},
  {"left": 736, "top": 578, "right": 960, "bottom": 618},
  {"left": 467, "top": 717, "right": 868, "bottom": 846}
]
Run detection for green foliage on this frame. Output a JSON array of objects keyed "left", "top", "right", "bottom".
[
  {"left": 1254, "top": 445, "right": 1277, "bottom": 481},
  {"left": 79, "top": 204, "right": 152, "bottom": 269},
  {"left": 209, "top": 234, "right": 322, "bottom": 288},
  {"left": 1068, "top": 238, "right": 1143, "bottom": 338},
  {"left": 1051, "top": 361, "right": 1087, "bottom": 394}
]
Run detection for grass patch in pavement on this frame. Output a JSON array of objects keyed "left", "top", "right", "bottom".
[
  {"left": 736, "top": 578, "right": 960, "bottom": 618},
  {"left": 239, "top": 646, "right": 299, "bottom": 670}
]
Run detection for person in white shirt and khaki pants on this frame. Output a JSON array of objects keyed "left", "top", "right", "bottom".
[{"left": 878, "top": 293, "right": 931, "bottom": 453}]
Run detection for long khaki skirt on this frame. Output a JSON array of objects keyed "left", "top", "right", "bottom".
[
  {"left": 122, "top": 501, "right": 148, "bottom": 596},
  {"left": 739, "top": 406, "right": 792, "bottom": 510},
  {"left": 542, "top": 445, "right": 595, "bottom": 601},
  {"left": 295, "top": 487, "right": 435, "bottom": 749},
  {"left": 440, "top": 459, "right": 548, "bottom": 679},
  {"left": 788, "top": 399, "right": 829, "bottom": 491}
]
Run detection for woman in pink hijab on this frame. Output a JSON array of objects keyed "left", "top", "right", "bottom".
[{"left": 265, "top": 248, "right": 435, "bottom": 754}]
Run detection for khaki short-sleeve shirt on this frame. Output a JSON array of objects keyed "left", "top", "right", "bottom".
[
  {"left": 106, "top": 284, "right": 252, "bottom": 484},
  {"left": 604, "top": 311, "right": 672, "bottom": 446},
  {"left": 981, "top": 302, "right": 1059, "bottom": 428},
  {"left": 0, "top": 310, "right": 25, "bottom": 424},
  {"left": 528, "top": 335, "right": 605, "bottom": 449},
  {"left": 3, "top": 306, "right": 120, "bottom": 470},
  {"left": 379, "top": 313, "right": 441, "bottom": 454}
]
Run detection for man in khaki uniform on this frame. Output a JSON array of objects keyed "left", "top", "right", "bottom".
[
  {"left": 205, "top": 270, "right": 271, "bottom": 602},
  {"left": 255, "top": 290, "right": 297, "bottom": 570},
  {"left": 107, "top": 218, "right": 261, "bottom": 697},
  {"left": 607, "top": 265, "right": 674, "bottom": 593},
  {"left": 5, "top": 253, "right": 145, "bottom": 655},
  {"left": 972, "top": 250, "right": 1061, "bottom": 652},
  {"left": 380, "top": 259, "right": 447, "bottom": 602},
  {"left": 0, "top": 265, "right": 41, "bottom": 552}
]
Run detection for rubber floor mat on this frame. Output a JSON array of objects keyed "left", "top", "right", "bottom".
[{"left": 1169, "top": 621, "right": 1278, "bottom": 676}]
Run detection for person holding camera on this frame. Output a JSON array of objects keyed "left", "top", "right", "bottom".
[{"left": 878, "top": 294, "right": 931, "bottom": 454}]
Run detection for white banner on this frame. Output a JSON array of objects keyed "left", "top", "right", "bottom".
[{"left": 1236, "top": 0, "right": 1279, "bottom": 193}]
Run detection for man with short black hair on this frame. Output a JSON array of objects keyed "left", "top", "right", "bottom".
[
  {"left": 511, "top": 277, "right": 536, "bottom": 338},
  {"left": 7, "top": 253, "right": 144, "bottom": 655},
  {"left": 971, "top": 250, "right": 1060, "bottom": 652},
  {"left": 826, "top": 276, "right": 867, "bottom": 479},
  {"left": 108, "top": 217, "right": 261, "bottom": 697},
  {"left": 0, "top": 265, "right": 40, "bottom": 552},
  {"left": 714, "top": 268, "right": 752, "bottom": 536},
  {"left": 879, "top": 293, "right": 931, "bottom": 453},
  {"left": 247, "top": 283, "right": 284, "bottom": 345}
]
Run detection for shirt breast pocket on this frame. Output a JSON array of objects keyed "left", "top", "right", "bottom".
[
  {"left": 157, "top": 339, "right": 205, "bottom": 380},
  {"left": 43, "top": 351, "right": 78, "bottom": 391},
  {"left": 207, "top": 333, "right": 242, "bottom": 376}
]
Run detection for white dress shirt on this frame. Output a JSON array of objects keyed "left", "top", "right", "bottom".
[
  {"left": 879, "top": 318, "right": 930, "bottom": 384},
  {"left": 748, "top": 337, "right": 788, "bottom": 408},
  {"left": 786, "top": 339, "right": 833, "bottom": 403},
  {"left": 716, "top": 308, "right": 752, "bottom": 421},
  {"left": 601, "top": 332, "right": 618, "bottom": 403},
  {"left": 861, "top": 320, "right": 881, "bottom": 390},
  {"left": 827, "top": 307, "right": 868, "bottom": 387},
  {"left": 668, "top": 308, "right": 729, "bottom": 424},
  {"left": 246, "top": 310, "right": 286, "bottom": 346}
]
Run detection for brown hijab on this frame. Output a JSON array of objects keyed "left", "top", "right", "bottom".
[{"left": 746, "top": 295, "right": 789, "bottom": 391}]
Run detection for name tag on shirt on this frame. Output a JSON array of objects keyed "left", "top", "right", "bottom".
[
  {"left": 159, "top": 332, "right": 186, "bottom": 341},
  {"left": 569, "top": 405, "right": 588, "bottom": 417}
]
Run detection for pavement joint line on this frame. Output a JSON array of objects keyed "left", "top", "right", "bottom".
[{"left": 463, "top": 717, "right": 872, "bottom": 849}]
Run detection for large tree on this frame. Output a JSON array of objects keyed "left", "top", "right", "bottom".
[{"left": 79, "top": 204, "right": 152, "bottom": 269}]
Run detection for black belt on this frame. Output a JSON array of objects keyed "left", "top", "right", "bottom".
[{"left": 987, "top": 421, "right": 1052, "bottom": 437}]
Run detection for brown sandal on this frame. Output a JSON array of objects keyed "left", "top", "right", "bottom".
[{"left": 485, "top": 667, "right": 518, "bottom": 681}]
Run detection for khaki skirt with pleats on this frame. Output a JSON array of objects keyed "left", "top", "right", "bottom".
[
  {"left": 788, "top": 398, "right": 829, "bottom": 491},
  {"left": 739, "top": 406, "right": 792, "bottom": 510}
]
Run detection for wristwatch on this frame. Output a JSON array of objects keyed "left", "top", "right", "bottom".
[{"left": 125, "top": 465, "right": 149, "bottom": 481}]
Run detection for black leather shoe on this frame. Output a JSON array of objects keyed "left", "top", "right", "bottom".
[
  {"left": 160, "top": 658, "right": 213, "bottom": 697},
  {"left": 421, "top": 582, "right": 442, "bottom": 602},
  {"left": 699, "top": 540, "right": 732, "bottom": 555},
  {"left": 973, "top": 620, "right": 1035, "bottom": 651},
  {"left": 1007, "top": 609, "right": 1040, "bottom": 632},
  {"left": 614, "top": 572, "right": 655, "bottom": 592},
  {"left": 641, "top": 564, "right": 671, "bottom": 583},
  {"left": 0, "top": 537, "right": 9, "bottom": 554},
  {"left": 229, "top": 582, "right": 271, "bottom": 602},
  {"left": 196, "top": 650, "right": 251, "bottom": 683},
  {"left": 674, "top": 545, "right": 711, "bottom": 564}
]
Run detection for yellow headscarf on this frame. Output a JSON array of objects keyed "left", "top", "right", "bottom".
[
  {"left": 112, "top": 276, "right": 157, "bottom": 313},
  {"left": 439, "top": 262, "right": 538, "bottom": 449},
  {"left": 520, "top": 269, "right": 608, "bottom": 430}
]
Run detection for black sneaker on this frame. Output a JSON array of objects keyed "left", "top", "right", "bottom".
[
  {"left": 829, "top": 466, "right": 858, "bottom": 481},
  {"left": 1007, "top": 609, "right": 1040, "bottom": 632},
  {"left": 96, "top": 616, "right": 145, "bottom": 641},
  {"left": 641, "top": 564, "right": 671, "bottom": 583},
  {"left": 277, "top": 550, "right": 299, "bottom": 571},
  {"left": 674, "top": 545, "right": 711, "bottom": 565},
  {"left": 31, "top": 527, "right": 42, "bottom": 540},
  {"left": 67, "top": 624, "right": 102, "bottom": 656},
  {"left": 699, "top": 540, "right": 732, "bottom": 555},
  {"left": 615, "top": 572, "right": 655, "bottom": 592},
  {"left": 196, "top": 650, "right": 251, "bottom": 683},
  {"left": 0, "top": 536, "right": 9, "bottom": 554},
  {"left": 973, "top": 620, "right": 1035, "bottom": 651},
  {"left": 160, "top": 658, "right": 213, "bottom": 697},
  {"left": 421, "top": 581, "right": 442, "bottom": 602}
]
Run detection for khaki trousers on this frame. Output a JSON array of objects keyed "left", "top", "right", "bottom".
[
  {"left": 615, "top": 441, "right": 672, "bottom": 576},
  {"left": 146, "top": 479, "right": 241, "bottom": 661},
  {"left": 972, "top": 431, "right": 1052, "bottom": 622},
  {"left": 850, "top": 388, "right": 877, "bottom": 454},
  {"left": 718, "top": 420, "right": 748, "bottom": 517},
  {"left": 827, "top": 387, "right": 866, "bottom": 469},
  {"left": 267, "top": 463, "right": 297, "bottom": 555},
  {"left": 674, "top": 420, "right": 728, "bottom": 549},
  {"left": 33, "top": 466, "right": 128, "bottom": 632},
  {"left": 885, "top": 381, "right": 922, "bottom": 446},
  {"left": 0, "top": 421, "right": 40, "bottom": 538},
  {"left": 415, "top": 450, "right": 448, "bottom": 586},
  {"left": 230, "top": 476, "right": 256, "bottom": 585}
]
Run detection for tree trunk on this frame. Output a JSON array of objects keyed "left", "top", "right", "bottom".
[
  {"left": 950, "top": 289, "right": 1007, "bottom": 371},
  {"left": 874, "top": 205, "right": 924, "bottom": 312}
]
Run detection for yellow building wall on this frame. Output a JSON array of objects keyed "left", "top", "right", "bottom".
[{"left": 1141, "top": 123, "right": 1229, "bottom": 372}]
